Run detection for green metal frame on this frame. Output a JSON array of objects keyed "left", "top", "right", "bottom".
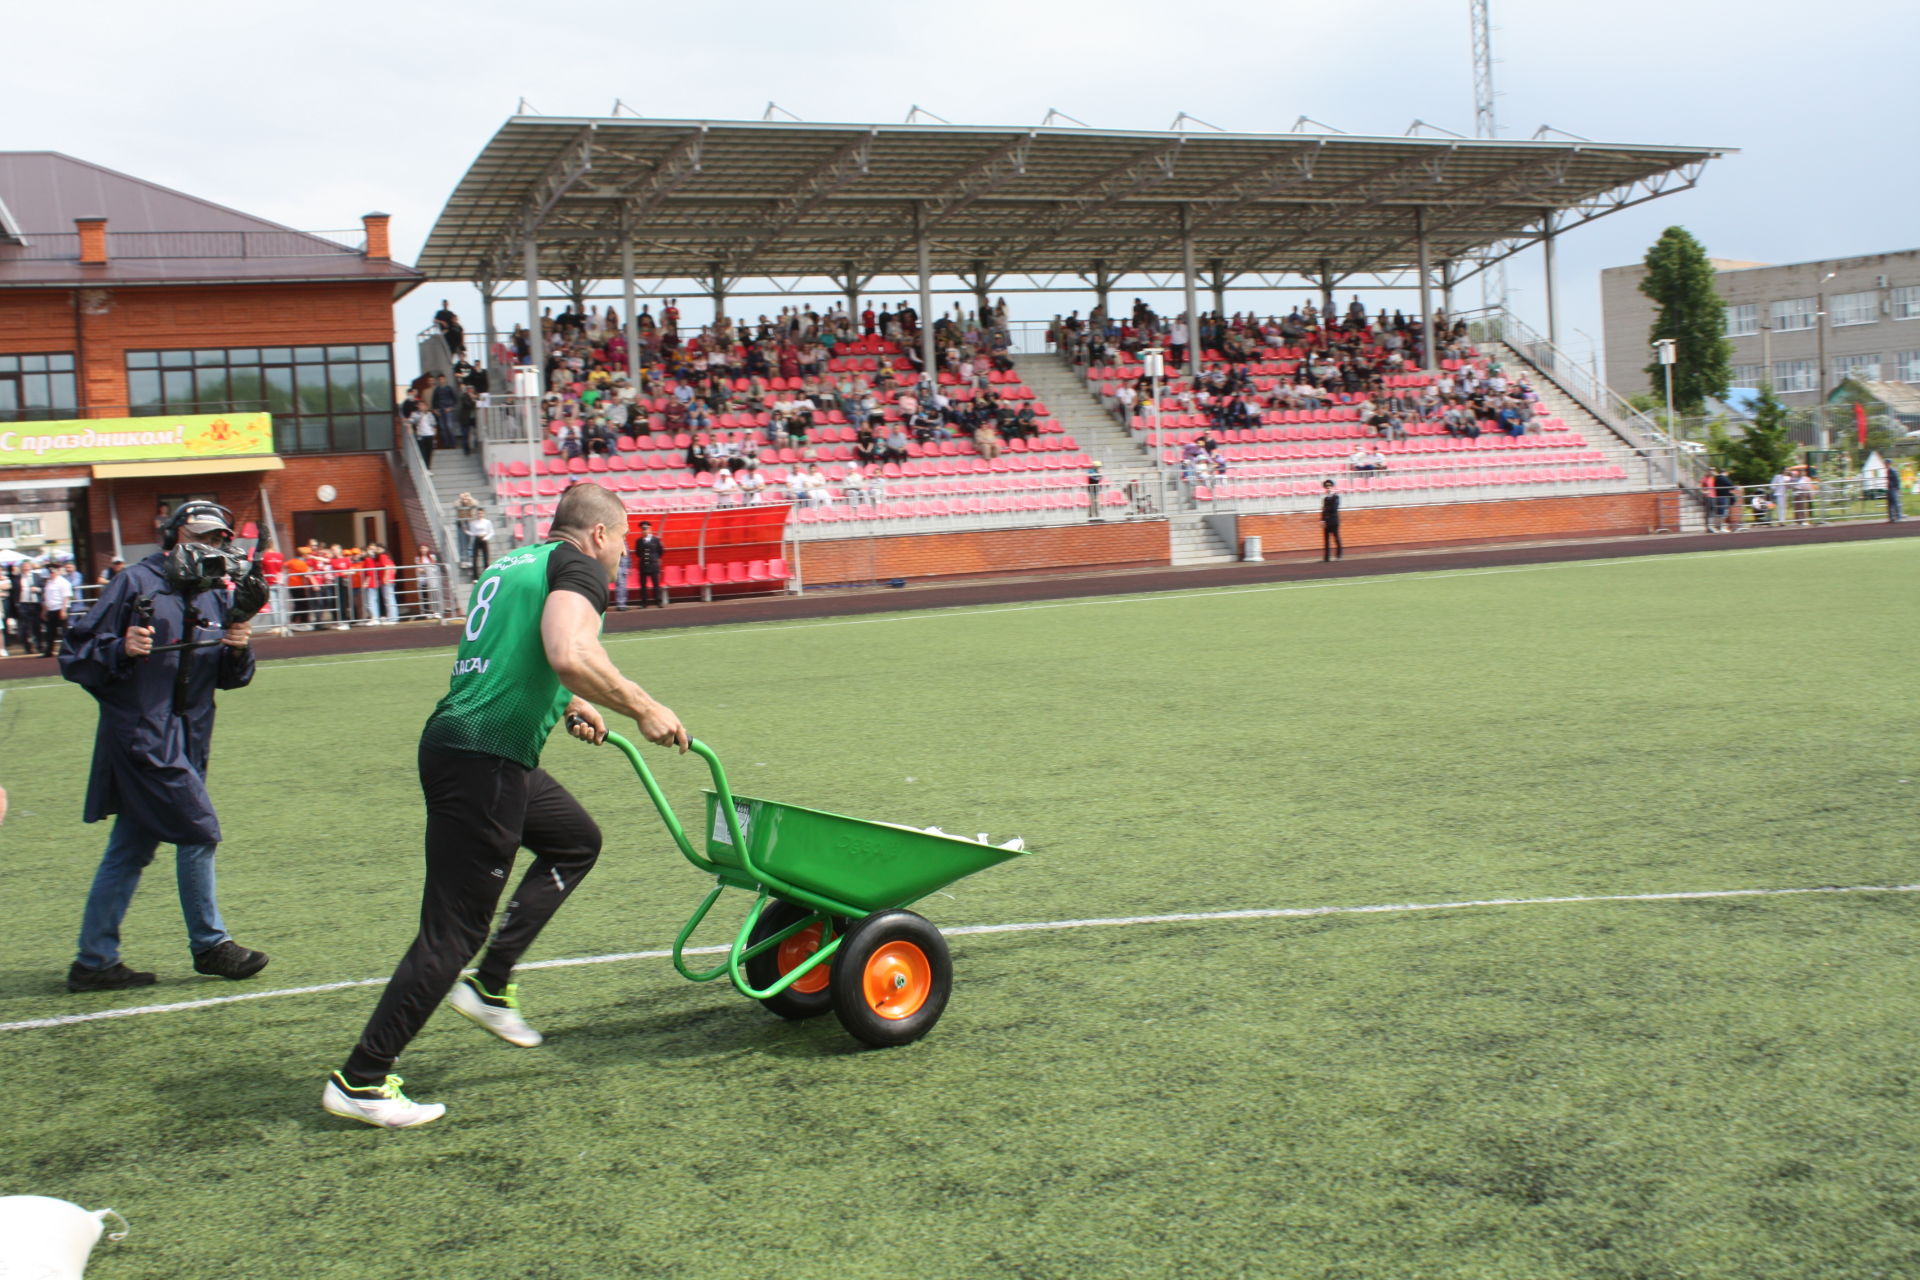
[{"left": 605, "top": 732, "right": 859, "bottom": 1000}]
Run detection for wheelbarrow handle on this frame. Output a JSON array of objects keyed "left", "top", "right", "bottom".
[{"left": 599, "top": 730, "right": 743, "bottom": 874}]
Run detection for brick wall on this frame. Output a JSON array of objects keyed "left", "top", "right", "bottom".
[
  {"left": 798, "top": 520, "right": 1172, "bottom": 586},
  {"left": 1236, "top": 491, "right": 1676, "bottom": 557},
  {"left": 0, "top": 281, "right": 398, "bottom": 412}
]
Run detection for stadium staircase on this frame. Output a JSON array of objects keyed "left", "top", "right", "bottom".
[
  {"left": 1488, "top": 341, "right": 1704, "bottom": 534},
  {"left": 1018, "top": 353, "right": 1238, "bottom": 565},
  {"left": 422, "top": 445, "right": 499, "bottom": 579}
]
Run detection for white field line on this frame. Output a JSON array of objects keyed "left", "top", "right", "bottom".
[
  {"left": 2, "top": 538, "right": 1907, "bottom": 692},
  {"left": 4, "top": 882, "right": 1916, "bottom": 1035}
]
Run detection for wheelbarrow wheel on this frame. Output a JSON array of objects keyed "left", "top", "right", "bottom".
[
  {"left": 830, "top": 910, "right": 951, "bottom": 1048},
  {"left": 745, "top": 900, "right": 835, "bottom": 1020}
]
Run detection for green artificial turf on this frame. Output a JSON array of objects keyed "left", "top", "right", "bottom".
[{"left": 1, "top": 537, "right": 1916, "bottom": 1278}]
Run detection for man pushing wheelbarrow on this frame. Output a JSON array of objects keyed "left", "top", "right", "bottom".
[{"left": 324, "top": 483, "right": 1023, "bottom": 1130}]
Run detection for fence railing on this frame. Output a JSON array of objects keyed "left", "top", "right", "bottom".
[
  {"left": 268, "top": 561, "right": 460, "bottom": 630},
  {"left": 392, "top": 415, "right": 464, "bottom": 574},
  {"left": 1, "top": 561, "right": 460, "bottom": 655},
  {"left": 4, "top": 230, "right": 364, "bottom": 262},
  {"left": 1461, "top": 309, "right": 1697, "bottom": 494}
]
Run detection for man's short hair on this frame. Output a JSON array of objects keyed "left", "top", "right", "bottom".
[{"left": 550, "top": 482, "right": 626, "bottom": 537}]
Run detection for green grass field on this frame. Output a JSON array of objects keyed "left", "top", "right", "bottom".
[{"left": 2, "top": 538, "right": 1917, "bottom": 1279}]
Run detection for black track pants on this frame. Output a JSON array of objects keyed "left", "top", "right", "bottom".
[
  {"left": 1322, "top": 523, "right": 1343, "bottom": 560},
  {"left": 345, "top": 744, "right": 601, "bottom": 1079}
]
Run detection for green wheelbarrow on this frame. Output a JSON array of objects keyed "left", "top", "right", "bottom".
[{"left": 601, "top": 731, "right": 1026, "bottom": 1047}]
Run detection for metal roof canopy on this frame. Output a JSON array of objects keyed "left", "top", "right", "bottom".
[{"left": 419, "top": 116, "right": 1730, "bottom": 297}]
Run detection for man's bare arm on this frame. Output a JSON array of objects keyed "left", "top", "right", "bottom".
[{"left": 541, "top": 590, "right": 688, "bottom": 751}]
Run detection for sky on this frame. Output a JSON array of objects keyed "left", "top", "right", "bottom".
[{"left": 8, "top": 0, "right": 1915, "bottom": 387}]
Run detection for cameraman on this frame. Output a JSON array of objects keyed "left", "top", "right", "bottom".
[{"left": 58, "top": 501, "right": 270, "bottom": 992}]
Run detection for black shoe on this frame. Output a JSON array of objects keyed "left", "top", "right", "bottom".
[
  {"left": 193, "top": 940, "right": 270, "bottom": 980},
  {"left": 68, "top": 961, "right": 157, "bottom": 993}
]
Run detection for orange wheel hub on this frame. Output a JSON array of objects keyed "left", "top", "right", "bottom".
[
  {"left": 862, "top": 941, "right": 932, "bottom": 1020},
  {"left": 777, "top": 924, "right": 830, "bottom": 994}
]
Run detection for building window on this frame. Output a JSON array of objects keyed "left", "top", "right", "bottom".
[
  {"left": 0, "top": 353, "right": 79, "bottom": 422},
  {"left": 125, "top": 344, "right": 395, "bottom": 455},
  {"left": 1729, "top": 363, "right": 1764, "bottom": 387},
  {"left": 1829, "top": 291, "right": 1877, "bottom": 328},
  {"left": 1772, "top": 359, "right": 1817, "bottom": 393},
  {"left": 1771, "top": 298, "right": 1817, "bottom": 332},
  {"left": 1893, "top": 287, "right": 1920, "bottom": 321},
  {"left": 1833, "top": 353, "right": 1881, "bottom": 384},
  {"left": 1724, "top": 303, "right": 1759, "bottom": 337},
  {"left": 1894, "top": 350, "right": 1920, "bottom": 383}
]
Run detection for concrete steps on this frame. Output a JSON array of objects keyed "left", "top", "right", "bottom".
[
  {"left": 1015, "top": 354, "right": 1165, "bottom": 498},
  {"left": 1490, "top": 341, "right": 1697, "bottom": 531},
  {"left": 1169, "top": 512, "right": 1238, "bottom": 566}
]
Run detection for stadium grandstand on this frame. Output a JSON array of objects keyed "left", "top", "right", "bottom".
[{"left": 410, "top": 115, "right": 1730, "bottom": 587}]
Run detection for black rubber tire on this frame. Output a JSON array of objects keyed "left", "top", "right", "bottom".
[
  {"left": 744, "top": 900, "right": 836, "bottom": 1020},
  {"left": 829, "top": 910, "right": 952, "bottom": 1048}
]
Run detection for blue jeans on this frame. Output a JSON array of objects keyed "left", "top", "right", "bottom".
[
  {"left": 77, "top": 816, "right": 229, "bottom": 968},
  {"left": 364, "top": 583, "right": 398, "bottom": 622}
]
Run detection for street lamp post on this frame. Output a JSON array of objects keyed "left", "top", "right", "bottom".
[
  {"left": 1654, "top": 337, "right": 1677, "bottom": 443},
  {"left": 1143, "top": 345, "right": 1166, "bottom": 505},
  {"left": 1813, "top": 271, "right": 1836, "bottom": 450}
]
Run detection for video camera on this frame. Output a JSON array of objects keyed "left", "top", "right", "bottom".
[{"left": 163, "top": 542, "right": 255, "bottom": 597}]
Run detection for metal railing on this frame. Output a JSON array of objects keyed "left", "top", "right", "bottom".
[
  {"left": 1, "top": 561, "right": 460, "bottom": 655},
  {"left": 416, "top": 328, "right": 458, "bottom": 382},
  {"left": 392, "top": 418, "right": 464, "bottom": 574},
  {"left": 269, "top": 561, "right": 460, "bottom": 630},
  {"left": 4, "top": 230, "right": 364, "bottom": 261},
  {"left": 1463, "top": 309, "right": 1696, "bottom": 492}
]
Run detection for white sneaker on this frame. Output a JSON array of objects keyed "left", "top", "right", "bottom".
[
  {"left": 448, "top": 976, "right": 543, "bottom": 1047},
  {"left": 322, "top": 1073, "right": 446, "bottom": 1129}
]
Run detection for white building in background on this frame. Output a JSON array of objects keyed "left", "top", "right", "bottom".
[
  {"left": 1601, "top": 248, "right": 1920, "bottom": 405},
  {"left": 0, "top": 508, "right": 71, "bottom": 558}
]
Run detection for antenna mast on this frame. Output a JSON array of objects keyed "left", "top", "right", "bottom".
[{"left": 1469, "top": 0, "right": 1508, "bottom": 316}]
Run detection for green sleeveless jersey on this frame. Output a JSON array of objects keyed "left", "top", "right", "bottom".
[{"left": 420, "top": 541, "right": 603, "bottom": 768}]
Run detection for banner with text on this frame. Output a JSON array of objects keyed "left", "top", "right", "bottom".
[{"left": 0, "top": 413, "right": 275, "bottom": 469}]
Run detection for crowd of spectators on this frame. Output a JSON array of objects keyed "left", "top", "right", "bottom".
[
  {"left": 493, "top": 296, "right": 1050, "bottom": 507},
  {"left": 1056, "top": 297, "right": 1543, "bottom": 453},
  {"left": 1, "top": 556, "right": 88, "bottom": 658}
]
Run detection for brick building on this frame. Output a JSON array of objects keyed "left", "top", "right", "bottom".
[{"left": 0, "top": 152, "right": 422, "bottom": 570}]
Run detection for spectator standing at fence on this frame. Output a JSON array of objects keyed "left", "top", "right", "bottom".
[
  {"left": 40, "top": 561, "right": 74, "bottom": 657},
  {"left": 1769, "top": 469, "right": 1791, "bottom": 525},
  {"left": 1321, "top": 480, "right": 1344, "bottom": 562},
  {"left": 364, "top": 544, "right": 398, "bottom": 624},
  {"left": 1888, "top": 467, "right": 1905, "bottom": 523},
  {"left": 466, "top": 514, "right": 493, "bottom": 582},
  {"left": 1792, "top": 470, "right": 1816, "bottom": 525},
  {"left": 282, "top": 548, "right": 311, "bottom": 627},
  {"left": 1085, "top": 460, "right": 1104, "bottom": 519},
  {"left": 1701, "top": 469, "right": 1724, "bottom": 533},
  {"left": 452, "top": 495, "right": 483, "bottom": 569},
  {"left": 633, "top": 522, "right": 664, "bottom": 607},
  {"left": 16, "top": 561, "right": 42, "bottom": 653},
  {"left": 330, "top": 546, "right": 355, "bottom": 628},
  {"left": 413, "top": 544, "right": 445, "bottom": 618}
]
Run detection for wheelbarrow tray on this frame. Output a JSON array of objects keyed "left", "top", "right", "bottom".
[{"left": 702, "top": 791, "right": 1021, "bottom": 915}]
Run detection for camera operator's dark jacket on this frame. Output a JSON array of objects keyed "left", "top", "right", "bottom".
[{"left": 59, "top": 552, "right": 255, "bottom": 844}]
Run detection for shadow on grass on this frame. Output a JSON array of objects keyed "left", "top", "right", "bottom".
[{"left": 545, "top": 995, "right": 860, "bottom": 1065}]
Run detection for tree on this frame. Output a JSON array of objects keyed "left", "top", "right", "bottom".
[
  {"left": 1638, "top": 227, "right": 1734, "bottom": 414},
  {"left": 1719, "top": 385, "right": 1799, "bottom": 485}
]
